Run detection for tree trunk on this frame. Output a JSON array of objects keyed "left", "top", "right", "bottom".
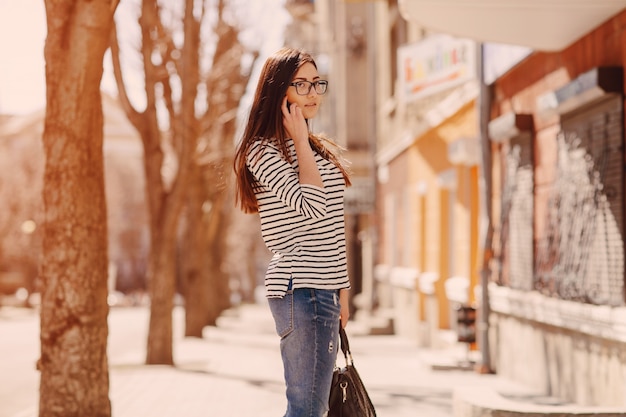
[
  {"left": 182, "top": 164, "right": 212, "bottom": 337},
  {"left": 204, "top": 191, "right": 233, "bottom": 325},
  {"left": 183, "top": 169, "right": 233, "bottom": 335},
  {"left": 40, "top": 1, "right": 118, "bottom": 416},
  {"left": 145, "top": 228, "right": 176, "bottom": 363},
  {"left": 143, "top": 0, "right": 199, "bottom": 364},
  {"left": 110, "top": 0, "right": 197, "bottom": 364},
  {"left": 110, "top": 0, "right": 258, "bottom": 346},
  {"left": 182, "top": 11, "right": 257, "bottom": 334}
]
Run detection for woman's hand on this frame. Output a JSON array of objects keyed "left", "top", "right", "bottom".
[
  {"left": 339, "top": 289, "right": 350, "bottom": 328},
  {"left": 282, "top": 97, "right": 323, "bottom": 188},
  {"left": 282, "top": 97, "right": 309, "bottom": 146}
]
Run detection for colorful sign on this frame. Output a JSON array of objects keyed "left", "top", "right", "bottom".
[{"left": 398, "top": 34, "right": 476, "bottom": 103}]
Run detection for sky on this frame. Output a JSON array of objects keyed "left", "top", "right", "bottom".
[
  {"left": 0, "top": 0, "right": 47, "bottom": 114},
  {"left": 0, "top": 0, "right": 289, "bottom": 116}
]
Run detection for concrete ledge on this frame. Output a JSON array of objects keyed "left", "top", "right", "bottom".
[
  {"left": 453, "top": 386, "right": 626, "bottom": 417},
  {"left": 489, "top": 284, "right": 626, "bottom": 343}
]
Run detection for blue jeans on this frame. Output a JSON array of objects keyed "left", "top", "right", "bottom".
[{"left": 268, "top": 288, "right": 341, "bottom": 417}]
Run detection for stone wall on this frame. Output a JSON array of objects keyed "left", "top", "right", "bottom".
[{"left": 489, "top": 284, "right": 626, "bottom": 406}]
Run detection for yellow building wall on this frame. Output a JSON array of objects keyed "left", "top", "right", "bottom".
[
  {"left": 376, "top": 97, "right": 479, "bottom": 331},
  {"left": 410, "top": 100, "right": 478, "bottom": 329}
]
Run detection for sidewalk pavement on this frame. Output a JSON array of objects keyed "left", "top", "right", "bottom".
[{"left": 3, "top": 301, "right": 535, "bottom": 417}]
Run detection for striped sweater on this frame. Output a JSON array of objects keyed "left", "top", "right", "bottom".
[{"left": 246, "top": 137, "right": 351, "bottom": 297}]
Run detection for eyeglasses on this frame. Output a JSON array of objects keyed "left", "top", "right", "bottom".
[{"left": 289, "top": 80, "right": 328, "bottom": 95}]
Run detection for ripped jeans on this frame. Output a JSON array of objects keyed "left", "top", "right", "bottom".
[{"left": 268, "top": 288, "right": 341, "bottom": 417}]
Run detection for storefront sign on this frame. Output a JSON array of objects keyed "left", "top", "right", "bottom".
[{"left": 398, "top": 34, "right": 476, "bottom": 103}]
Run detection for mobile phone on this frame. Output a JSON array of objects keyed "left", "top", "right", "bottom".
[{"left": 286, "top": 100, "right": 292, "bottom": 113}]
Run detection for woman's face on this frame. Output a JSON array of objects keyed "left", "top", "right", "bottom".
[{"left": 285, "top": 62, "right": 324, "bottom": 120}]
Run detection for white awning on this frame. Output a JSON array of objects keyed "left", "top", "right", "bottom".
[{"left": 398, "top": 0, "right": 626, "bottom": 51}]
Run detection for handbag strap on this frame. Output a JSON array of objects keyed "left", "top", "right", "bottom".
[{"left": 338, "top": 326, "right": 354, "bottom": 366}]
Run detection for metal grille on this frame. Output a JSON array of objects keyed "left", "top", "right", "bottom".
[
  {"left": 499, "top": 133, "right": 534, "bottom": 290},
  {"left": 534, "top": 96, "right": 624, "bottom": 306}
]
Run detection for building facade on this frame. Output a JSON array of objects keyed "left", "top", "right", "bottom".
[
  {"left": 288, "top": 0, "right": 484, "bottom": 344},
  {"left": 401, "top": 0, "right": 626, "bottom": 406},
  {"left": 486, "top": 12, "right": 626, "bottom": 406},
  {"left": 288, "top": 0, "right": 626, "bottom": 405},
  {"left": 375, "top": 32, "right": 482, "bottom": 343}
]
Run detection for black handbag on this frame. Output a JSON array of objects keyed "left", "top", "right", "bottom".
[{"left": 328, "top": 326, "right": 376, "bottom": 417}]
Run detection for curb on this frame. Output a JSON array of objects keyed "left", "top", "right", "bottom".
[{"left": 452, "top": 386, "right": 626, "bottom": 417}]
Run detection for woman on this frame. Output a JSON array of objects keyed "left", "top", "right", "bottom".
[{"left": 234, "top": 47, "right": 352, "bottom": 417}]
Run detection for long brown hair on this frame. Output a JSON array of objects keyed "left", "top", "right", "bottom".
[{"left": 234, "top": 47, "right": 350, "bottom": 213}]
